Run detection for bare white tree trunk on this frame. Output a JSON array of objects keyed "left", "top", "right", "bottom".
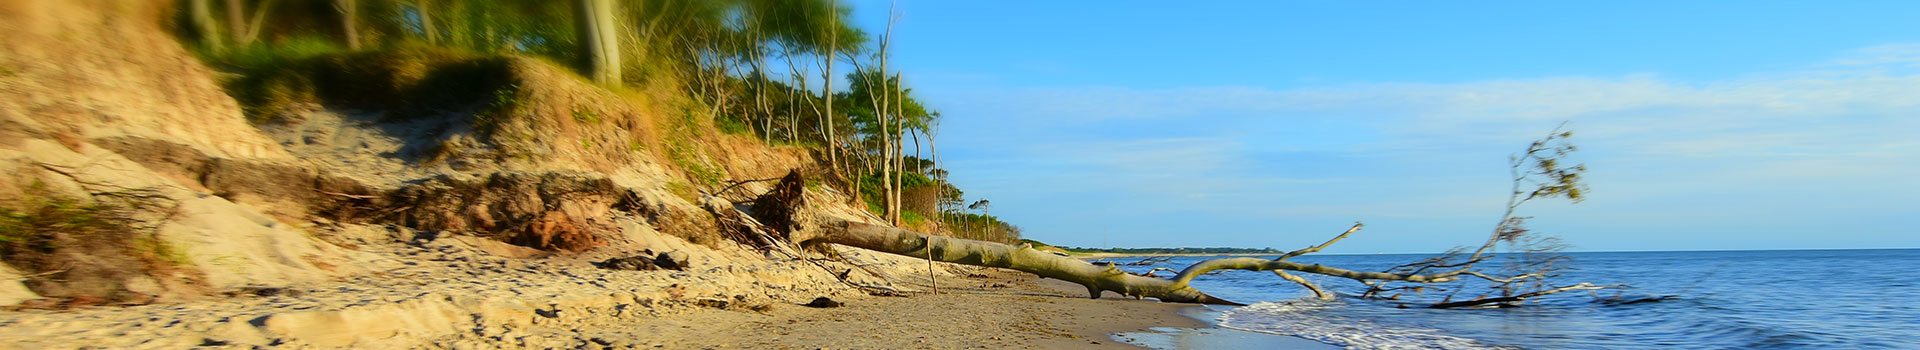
[
  {"left": 575, "top": 0, "right": 620, "bottom": 85},
  {"left": 418, "top": 0, "right": 437, "bottom": 44},
  {"left": 822, "top": 1, "right": 840, "bottom": 174},
  {"left": 874, "top": 9, "right": 897, "bottom": 225},
  {"left": 222, "top": 0, "right": 274, "bottom": 48},
  {"left": 189, "top": 0, "right": 223, "bottom": 53},
  {"left": 225, "top": 0, "right": 245, "bottom": 45},
  {"left": 335, "top": 0, "right": 360, "bottom": 50}
]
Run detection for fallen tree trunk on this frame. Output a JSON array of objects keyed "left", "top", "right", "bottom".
[
  {"left": 796, "top": 218, "right": 1238, "bottom": 304},
  {"left": 750, "top": 127, "right": 1618, "bottom": 308},
  {"left": 793, "top": 219, "right": 1480, "bottom": 305}
]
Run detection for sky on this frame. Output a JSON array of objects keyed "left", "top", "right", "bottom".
[{"left": 836, "top": 1, "right": 1919, "bottom": 253}]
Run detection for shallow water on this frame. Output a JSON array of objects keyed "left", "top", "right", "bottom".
[{"left": 1110, "top": 249, "right": 1920, "bottom": 349}]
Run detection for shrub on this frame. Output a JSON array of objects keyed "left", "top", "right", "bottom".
[{"left": 0, "top": 183, "right": 190, "bottom": 302}]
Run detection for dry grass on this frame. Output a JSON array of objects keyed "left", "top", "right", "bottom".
[{"left": 0, "top": 182, "right": 202, "bottom": 303}]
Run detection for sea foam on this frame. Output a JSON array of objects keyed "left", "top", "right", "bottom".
[{"left": 1219, "top": 299, "right": 1512, "bottom": 350}]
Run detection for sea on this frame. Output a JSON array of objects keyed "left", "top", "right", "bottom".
[{"left": 1108, "top": 249, "right": 1920, "bottom": 349}]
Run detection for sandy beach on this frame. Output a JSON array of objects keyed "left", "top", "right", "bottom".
[
  {"left": 607, "top": 269, "right": 1194, "bottom": 349},
  {"left": 0, "top": 222, "right": 1332, "bottom": 349},
  {"left": 516, "top": 268, "right": 1333, "bottom": 349}
]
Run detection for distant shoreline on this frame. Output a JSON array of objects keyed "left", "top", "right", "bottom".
[{"left": 1071, "top": 252, "right": 1281, "bottom": 259}]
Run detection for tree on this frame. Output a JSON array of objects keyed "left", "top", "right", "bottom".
[
  {"left": 575, "top": 0, "right": 620, "bottom": 84},
  {"left": 821, "top": 0, "right": 840, "bottom": 172},
  {"left": 415, "top": 0, "right": 437, "bottom": 44},
  {"left": 744, "top": 127, "right": 1612, "bottom": 307},
  {"left": 218, "top": 0, "right": 274, "bottom": 49},
  {"left": 968, "top": 199, "right": 991, "bottom": 241},
  {"left": 187, "top": 0, "right": 223, "bottom": 53},
  {"left": 335, "top": 0, "right": 360, "bottom": 50}
]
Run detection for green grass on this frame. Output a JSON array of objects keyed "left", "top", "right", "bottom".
[
  {"left": 901, "top": 210, "right": 926, "bottom": 226},
  {"left": 666, "top": 138, "right": 722, "bottom": 185},
  {"left": 714, "top": 113, "right": 751, "bottom": 135},
  {"left": 211, "top": 36, "right": 344, "bottom": 69},
  {"left": 666, "top": 181, "right": 699, "bottom": 204},
  {"left": 572, "top": 109, "right": 601, "bottom": 123}
]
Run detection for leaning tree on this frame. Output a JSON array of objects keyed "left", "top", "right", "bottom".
[{"left": 728, "top": 127, "right": 1614, "bottom": 308}]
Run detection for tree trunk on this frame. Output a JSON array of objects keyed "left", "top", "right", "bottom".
[
  {"left": 927, "top": 124, "right": 942, "bottom": 232},
  {"left": 575, "top": 0, "right": 620, "bottom": 85},
  {"left": 764, "top": 127, "right": 1614, "bottom": 308},
  {"left": 240, "top": 0, "right": 274, "bottom": 46},
  {"left": 335, "top": 0, "right": 360, "bottom": 50},
  {"left": 910, "top": 129, "right": 922, "bottom": 225},
  {"left": 189, "top": 0, "right": 223, "bottom": 53},
  {"left": 822, "top": 1, "right": 839, "bottom": 175},
  {"left": 983, "top": 205, "right": 992, "bottom": 240},
  {"left": 874, "top": 61, "right": 892, "bottom": 225},
  {"left": 753, "top": 34, "right": 772, "bottom": 144},
  {"left": 224, "top": 0, "right": 245, "bottom": 45},
  {"left": 890, "top": 73, "right": 905, "bottom": 225},
  {"left": 418, "top": 0, "right": 436, "bottom": 44},
  {"left": 799, "top": 219, "right": 1237, "bottom": 304}
]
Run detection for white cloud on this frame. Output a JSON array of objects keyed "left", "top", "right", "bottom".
[
  {"left": 1818, "top": 43, "right": 1920, "bottom": 67},
  {"left": 957, "top": 44, "right": 1920, "bottom": 160},
  {"left": 941, "top": 43, "right": 1920, "bottom": 249}
]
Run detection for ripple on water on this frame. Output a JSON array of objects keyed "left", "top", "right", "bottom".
[{"left": 1124, "top": 250, "right": 1920, "bottom": 350}]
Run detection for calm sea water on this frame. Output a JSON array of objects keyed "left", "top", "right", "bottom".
[{"left": 1111, "top": 249, "right": 1920, "bottom": 349}]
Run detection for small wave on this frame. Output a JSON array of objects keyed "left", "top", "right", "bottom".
[{"left": 1219, "top": 299, "right": 1515, "bottom": 350}]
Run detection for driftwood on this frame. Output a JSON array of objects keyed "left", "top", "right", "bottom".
[{"left": 745, "top": 128, "right": 1617, "bottom": 308}]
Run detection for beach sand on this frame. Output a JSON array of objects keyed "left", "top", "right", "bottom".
[
  {"left": 606, "top": 269, "right": 1336, "bottom": 349},
  {"left": 0, "top": 229, "right": 1334, "bottom": 349}
]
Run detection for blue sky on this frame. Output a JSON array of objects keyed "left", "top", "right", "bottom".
[{"left": 837, "top": 1, "right": 1919, "bottom": 253}]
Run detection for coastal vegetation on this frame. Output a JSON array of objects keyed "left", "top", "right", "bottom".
[{"left": 168, "top": 0, "right": 1017, "bottom": 243}]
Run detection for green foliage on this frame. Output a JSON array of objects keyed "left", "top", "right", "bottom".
[
  {"left": 714, "top": 113, "right": 752, "bottom": 135},
  {"left": 166, "top": 0, "right": 1022, "bottom": 250},
  {"left": 900, "top": 210, "right": 925, "bottom": 226},
  {"left": 937, "top": 210, "right": 1021, "bottom": 244},
  {"left": 1517, "top": 130, "right": 1589, "bottom": 203},
  {"left": 212, "top": 36, "right": 345, "bottom": 69},
  {"left": 839, "top": 69, "right": 938, "bottom": 138}
]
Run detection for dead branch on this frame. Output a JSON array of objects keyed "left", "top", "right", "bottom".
[
  {"left": 1427, "top": 283, "right": 1620, "bottom": 308},
  {"left": 1277, "top": 222, "right": 1363, "bottom": 261}
]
